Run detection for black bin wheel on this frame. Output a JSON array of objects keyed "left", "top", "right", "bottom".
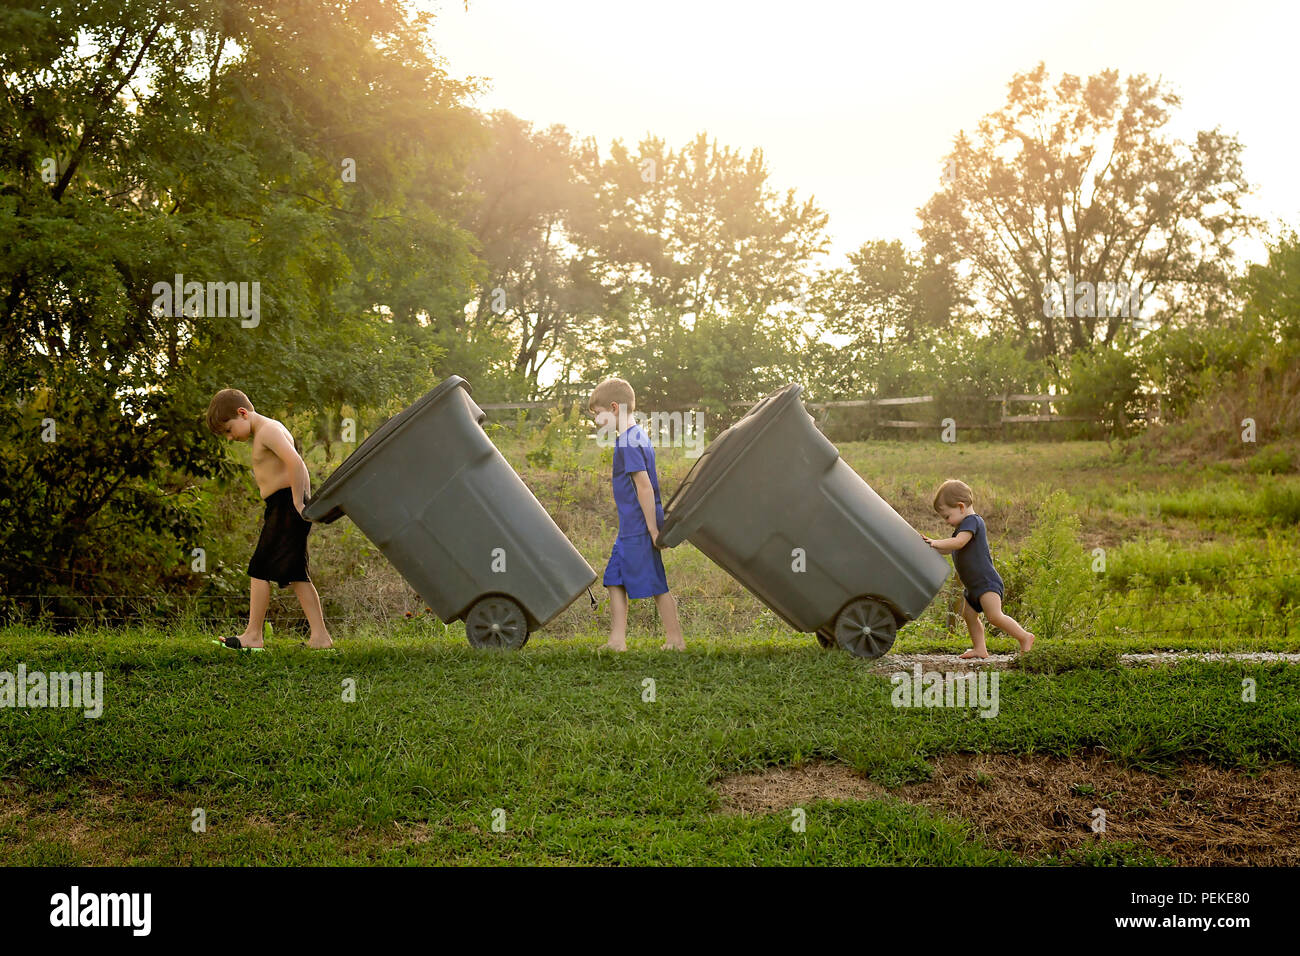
[
  {"left": 834, "top": 598, "right": 897, "bottom": 659},
  {"left": 465, "top": 596, "right": 530, "bottom": 650}
]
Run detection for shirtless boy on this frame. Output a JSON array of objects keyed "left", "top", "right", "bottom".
[{"left": 206, "top": 388, "right": 334, "bottom": 650}]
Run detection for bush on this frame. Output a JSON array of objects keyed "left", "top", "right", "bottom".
[
  {"left": 1001, "top": 490, "right": 1100, "bottom": 641},
  {"left": 1260, "top": 480, "right": 1300, "bottom": 525},
  {"left": 1246, "top": 444, "right": 1296, "bottom": 475},
  {"left": 1059, "top": 342, "right": 1142, "bottom": 438},
  {"left": 1137, "top": 318, "right": 1263, "bottom": 423}
]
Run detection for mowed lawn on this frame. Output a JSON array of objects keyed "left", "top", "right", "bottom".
[
  {"left": 2, "top": 628, "right": 1299, "bottom": 866},
  {"left": 3, "top": 437, "right": 1299, "bottom": 865}
]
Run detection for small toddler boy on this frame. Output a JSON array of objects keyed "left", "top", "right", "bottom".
[{"left": 922, "top": 479, "right": 1034, "bottom": 658}]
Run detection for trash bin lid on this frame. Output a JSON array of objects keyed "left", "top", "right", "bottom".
[
  {"left": 659, "top": 383, "right": 804, "bottom": 544},
  {"left": 305, "top": 375, "right": 473, "bottom": 523}
]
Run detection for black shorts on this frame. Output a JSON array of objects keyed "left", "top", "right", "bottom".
[
  {"left": 964, "top": 587, "right": 1004, "bottom": 616},
  {"left": 247, "top": 487, "right": 312, "bottom": 586}
]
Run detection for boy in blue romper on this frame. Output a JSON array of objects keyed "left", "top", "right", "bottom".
[
  {"left": 588, "top": 378, "right": 685, "bottom": 651},
  {"left": 922, "top": 479, "right": 1035, "bottom": 658}
]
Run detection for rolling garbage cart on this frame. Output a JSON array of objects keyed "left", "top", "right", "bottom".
[
  {"left": 303, "top": 375, "right": 596, "bottom": 649},
  {"left": 657, "top": 383, "right": 949, "bottom": 658}
]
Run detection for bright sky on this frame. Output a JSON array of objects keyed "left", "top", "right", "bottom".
[{"left": 421, "top": 0, "right": 1298, "bottom": 266}]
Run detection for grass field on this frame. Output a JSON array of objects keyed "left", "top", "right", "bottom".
[{"left": 3, "top": 434, "right": 1299, "bottom": 865}]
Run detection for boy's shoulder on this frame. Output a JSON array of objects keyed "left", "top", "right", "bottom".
[
  {"left": 613, "top": 423, "right": 658, "bottom": 474},
  {"left": 616, "top": 423, "right": 653, "bottom": 448},
  {"left": 256, "top": 416, "right": 299, "bottom": 450},
  {"left": 256, "top": 414, "right": 290, "bottom": 435}
]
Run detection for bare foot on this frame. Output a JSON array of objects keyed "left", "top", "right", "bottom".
[
  {"left": 306, "top": 634, "right": 334, "bottom": 649},
  {"left": 959, "top": 648, "right": 988, "bottom": 659},
  {"left": 1017, "top": 632, "right": 1035, "bottom": 654},
  {"left": 660, "top": 640, "right": 685, "bottom": 651},
  {"left": 237, "top": 631, "right": 264, "bottom": 649},
  {"left": 598, "top": 641, "right": 627, "bottom": 652}
]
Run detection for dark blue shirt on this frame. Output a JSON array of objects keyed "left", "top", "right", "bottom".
[
  {"left": 953, "top": 513, "right": 1003, "bottom": 592},
  {"left": 612, "top": 424, "right": 664, "bottom": 539}
]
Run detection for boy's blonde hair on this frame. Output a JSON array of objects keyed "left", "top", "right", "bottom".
[
  {"left": 207, "top": 388, "right": 253, "bottom": 435},
  {"left": 933, "top": 479, "right": 974, "bottom": 513},
  {"left": 588, "top": 378, "right": 635, "bottom": 412}
]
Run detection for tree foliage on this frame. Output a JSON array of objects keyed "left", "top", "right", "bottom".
[
  {"left": 919, "top": 63, "right": 1258, "bottom": 364},
  {"left": 0, "top": 0, "right": 482, "bottom": 602}
]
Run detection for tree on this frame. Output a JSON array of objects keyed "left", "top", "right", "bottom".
[
  {"left": 1240, "top": 229, "right": 1300, "bottom": 348},
  {"left": 809, "top": 240, "right": 960, "bottom": 396},
  {"left": 578, "top": 132, "right": 829, "bottom": 406},
  {"left": 0, "top": 0, "right": 484, "bottom": 604},
  {"left": 919, "top": 63, "right": 1258, "bottom": 366},
  {"left": 460, "top": 111, "right": 601, "bottom": 396}
]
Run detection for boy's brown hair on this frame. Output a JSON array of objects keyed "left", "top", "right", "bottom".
[
  {"left": 933, "top": 479, "right": 974, "bottom": 513},
  {"left": 588, "top": 378, "right": 635, "bottom": 412},
  {"left": 207, "top": 388, "right": 254, "bottom": 435}
]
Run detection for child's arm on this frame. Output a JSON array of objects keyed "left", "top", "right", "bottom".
[
  {"left": 631, "top": 471, "right": 661, "bottom": 543},
  {"left": 265, "top": 426, "right": 312, "bottom": 516},
  {"left": 922, "top": 530, "right": 973, "bottom": 554}
]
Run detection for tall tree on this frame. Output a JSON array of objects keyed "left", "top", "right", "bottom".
[
  {"left": 578, "top": 132, "right": 829, "bottom": 406},
  {"left": 461, "top": 111, "right": 602, "bottom": 396},
  {"left": 919, "top": 63, "right": 1258, "bottom": 366},
  {"left": 810, "top": 239, "right": 960, "bottom": 395},
  {"left": 0, "top": 0, "right": 483, "bottom": 601}
]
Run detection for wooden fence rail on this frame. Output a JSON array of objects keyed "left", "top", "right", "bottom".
[{"left": 477, "top": 391, "right": 1164, "bottom": 431}]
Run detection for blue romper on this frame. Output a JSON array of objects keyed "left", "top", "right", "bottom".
[
  {"left": 602, "top": 423, "right": 670, "bottom": 599},
  {"left": 953, "top": 513, "right": 1004, "bottom": 615}
]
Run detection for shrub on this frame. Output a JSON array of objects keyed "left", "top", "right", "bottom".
[{"left": 1002, "top": 490, "right": 1100, "bottom": 641}]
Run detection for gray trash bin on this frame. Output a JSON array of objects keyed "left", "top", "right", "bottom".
[
  {"left": 657, "top": 383, "right": 950, "bottom": 658},
  {"left": 302, "top": 375, "right": 596, "bottom": 649}
]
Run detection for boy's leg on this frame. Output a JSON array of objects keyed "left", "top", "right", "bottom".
[
  {"left": 602, "top": 586, "right": 629, "bottom": 651},
  {"left": 291, "top": 580, "right": 334, "bottom": 648},
  {"left": 655, "top": 591, "right": 684, "bottom": 650},
  {"left": 980, "top": 592, "right": 1035, "bottom": 653},
  {"left": 958, "top": 597, "right": 988, "bottom": 659},
  {"left": 239, "top": 577, "right": 271, "bottom": 647}
]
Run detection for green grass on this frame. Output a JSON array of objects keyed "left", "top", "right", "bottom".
[
  {"left": 2, "top": 625, "right": 1297, "bottom": 865},
  {"left": 1103, "top": 475, "right": 1300, "bottom": 527},
  {"left": 7, "top": 435, "right": 1300, "bottom": 864}
]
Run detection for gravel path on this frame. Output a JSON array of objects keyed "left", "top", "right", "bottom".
[{"left": 870, "top": 650, "right": 1300, "bottom": 672}]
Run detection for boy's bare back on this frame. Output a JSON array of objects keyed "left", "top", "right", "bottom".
[{"left": 248, "top": 417, "right": 306, "bottom": 500}]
